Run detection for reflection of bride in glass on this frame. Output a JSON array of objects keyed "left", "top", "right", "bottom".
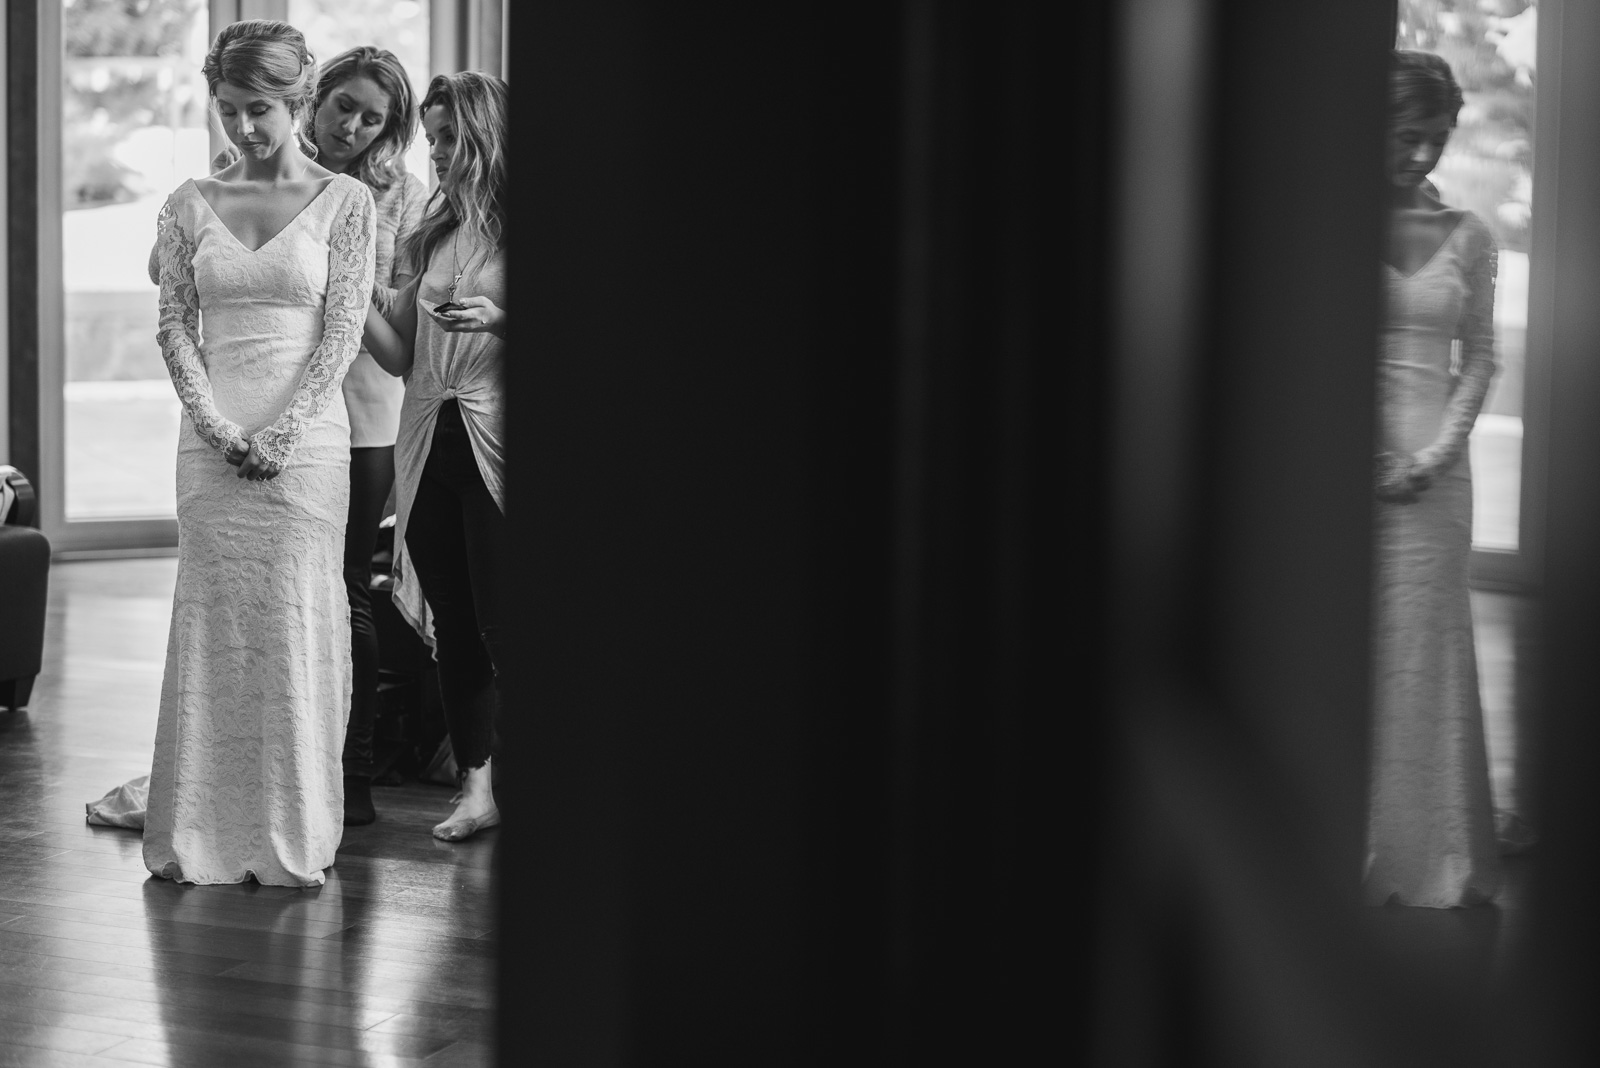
[{"left": 1365, "top": 50, "right": 1502, "bottom": 908}]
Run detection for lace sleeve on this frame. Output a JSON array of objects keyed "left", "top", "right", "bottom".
[
  {"left": 372, "top": 174, "right": 427, "bottom": 318},
  {"left": 155, "top": 193, "right": 247, "bottom": 456},
  {"left": 1412, "top": 220, "right": 1499, "bottom": 481},
  {"left": 148, "top": 152, "right": 232, "bottom": 286},
  {"left": 250, "top": 183, "right": 377, "bottom": 468}
]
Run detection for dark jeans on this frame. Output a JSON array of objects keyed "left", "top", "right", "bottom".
[
  {"left": 404, "top": 399, "right": 506, "bottom": 773},
  {"left": 342, "top": 445, "right": 396, "bottom": 779}
]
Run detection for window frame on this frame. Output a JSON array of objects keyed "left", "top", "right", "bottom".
[
  {"left": 1467, "top": 0, "right": 1553, "bottom": 594},
  {"left": 36, "top": 0, "right": 178, "bottom": 553}
]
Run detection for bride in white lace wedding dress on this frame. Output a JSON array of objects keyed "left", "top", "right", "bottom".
[
  {"left": 1365, "top": 51, "right": 1502, "bottom": 908},
  {"left": 138, "top": 171, "right": 375, "bottom": 887},
  {"left": 86, "top": 21, "right": 376, "bottom": 887}
]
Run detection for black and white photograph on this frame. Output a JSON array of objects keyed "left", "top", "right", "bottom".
[{"left": 7, "top": 1, "right": 1600, "bottom": 1065}]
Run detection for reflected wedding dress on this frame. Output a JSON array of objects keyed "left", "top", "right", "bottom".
[
  {"left": 87, "top": 174, "right": 376, "bottom": 887},
  {"left": 1364, "top": 210, "right": 1503, "bottom": 908}
]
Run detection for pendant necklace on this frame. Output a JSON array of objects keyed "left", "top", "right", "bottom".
[
  {"left": 446, "top": 228, "right": 482, "bottom": 304},
  {"left": 447, "top": 229, "right": 464, "bottom": 303}
]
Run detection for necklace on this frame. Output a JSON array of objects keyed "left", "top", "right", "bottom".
[
  {"left": 447, "top": 229, "right": 464, "bottom": 302},
  {"left": 444, "top": 225, "right": 486, "bottom": 303},
  {"left": 446, "top": 228, "right": 487, "bottom": 304}
]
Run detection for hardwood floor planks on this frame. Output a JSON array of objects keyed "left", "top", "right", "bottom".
[
  {"left": 0, "top": 559, "right": 495, "bottom": 1066},
  {"left": 0, "top": 1002, "right": 170, "bottom": 1046},
  {"left": 0, "top": 863, "right": 495, "bottom": 948},
  {"left": 0, "top": 947, "right": 243, "bottom": 987},
  {"left": 0, "top": 930, "right": 247, "bottom": 976},
  {"left": 0, "top": 1022, "right": 127, "bottom": 1057},
  {"left": 365, "top": 1011, "right": 495, "bottom": 1042},
  {"left": 0, "top": 1046, "right": 140, "bottom": 1068},
  {"left": 88, "top": 1034, "right": 434, "bottom": 1068},
  {"left": 215, "top": 961, "right": 496, "bottom": 1009},
  {"left": 419, "top": 1041, "right": 494, "bottom": 1067},
  {"left": 0, "top": 974, "right": 444, "bottom": 1055}
]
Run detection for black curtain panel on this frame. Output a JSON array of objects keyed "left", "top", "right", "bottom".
[
  {"left": 1524, "top": 1, "right": 1600, "bottom": 1063},
  {"left": 499, "top": 2, "right": 1091, "bottom": 1064},
  {"left": 495, "top": 0, "right": 1600, "bottom": 1064}
]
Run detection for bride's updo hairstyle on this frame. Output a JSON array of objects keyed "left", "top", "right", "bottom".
[
  {"left": 1390, "top": 49, "right": 1465, "bottom": 127},
  {"left": 202, "top": 19, "right": 320, "bottom": 156}
]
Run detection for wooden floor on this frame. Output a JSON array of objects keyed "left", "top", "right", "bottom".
[
  {"left": 0, "top": 563, "right": 1541, "bottom": 1065},
  {"left": 0, "top": 558, "right": 495, "bottom": 1067}
]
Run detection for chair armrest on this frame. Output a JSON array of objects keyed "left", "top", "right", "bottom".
[{"left": 0, "top": 466, "right": 39, "bottom": 528}]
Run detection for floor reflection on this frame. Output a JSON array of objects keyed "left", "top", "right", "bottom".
[{"left": 0, "top": 559, "right": 495, "bottom": 1065}]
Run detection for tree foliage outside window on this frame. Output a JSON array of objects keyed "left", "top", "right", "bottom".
[
  {"left": 65, "top": 0, "right": 195, "bottom": 57},
  {"left": 63, "top": 0, "right": 204, "bottom": 209},
  {"left": 1396, "top": 0, "right": 1535, "bottom": 255},
  {"left": 288, "top": 0, "right": 429, "bottom": 94}
]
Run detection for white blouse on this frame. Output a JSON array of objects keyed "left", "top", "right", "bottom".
[{"left": 347, "top": 171, "right": 427, "bottom": 447}]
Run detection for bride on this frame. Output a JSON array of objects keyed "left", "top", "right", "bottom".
[
  {"left": 87, "top": 19, "right": 376, "bottom": 887},
  {"left": 1365, "top": 49, "right": 1502, "bottom": 908}
]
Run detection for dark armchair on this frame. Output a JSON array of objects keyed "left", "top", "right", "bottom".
[{"left": 1, "top": 466, "right": 50, "bottom": 709}]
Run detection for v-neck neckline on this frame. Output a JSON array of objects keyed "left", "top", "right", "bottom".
[
  {"left": 191, "top": 175, "right": 341, "bottom": 254},
  {"left": 1383, "top": 213, "right": 1466, "bottom": 281}
]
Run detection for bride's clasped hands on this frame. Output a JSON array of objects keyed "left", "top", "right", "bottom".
[
  {"left": 227, "top": 440, "right": 284, "bottom": 481},
  {"left": 1373, "top": 450, "right": 1431, "bottom": 504}
]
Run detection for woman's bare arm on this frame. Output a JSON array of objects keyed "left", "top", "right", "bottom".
[{"left": 363, "top": 285, "right": 419, "bottom": 377}]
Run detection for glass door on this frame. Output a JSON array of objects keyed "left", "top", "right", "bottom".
[
  {"left": 42, "top": 0, "right": 214, "bottom": 552},
  {"left": 1396, "top": 0, "right": 1544, "bottom": 590}
]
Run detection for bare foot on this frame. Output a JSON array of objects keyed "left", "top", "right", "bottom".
[{"left": 432, "top": 761, "right": 499, "bottom": 842}]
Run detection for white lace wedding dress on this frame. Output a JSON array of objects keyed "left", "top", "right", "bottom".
[
  {"left": 87, "top": 174, "right": 376, "bottom": 887},
  {"left": 1365, "top": 211, "right": 1503, "bottom": 908}
]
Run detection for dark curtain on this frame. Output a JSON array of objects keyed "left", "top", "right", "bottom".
[
  {"left": 500, "top": 2, "right": 1090, "bottom": 1063},
  {"left": 495, "top": 0, "right": 1600, "bottom": 1064}
]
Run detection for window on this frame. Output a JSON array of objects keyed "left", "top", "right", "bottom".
[
  {"left": 1396, "top": 1, "right": 1542, "bottom": 574},
  {"left": 60, "top": 0, "right": 211, "bottom": 524}
]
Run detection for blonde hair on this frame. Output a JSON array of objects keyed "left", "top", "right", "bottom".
[
  {"left": 314, "top": 46, "right": 419, "bottom": 194},
  {"left": 405, "top": 72, "right": 509, "bottom": 274},
  {"left": 203, "top": 20, "right": 319, "bottom": 156}
]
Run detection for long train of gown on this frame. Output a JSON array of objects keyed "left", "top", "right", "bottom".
[
  {"left": 88, "top": 174, "right": 376, "bottom": 887},
  {"left": 1364, "top": 211, "right": 1503, "bottom": 908}
]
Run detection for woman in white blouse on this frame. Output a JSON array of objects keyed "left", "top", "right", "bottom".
[{"left": 302, "top": 47, "right": 427, "bottom": 827}]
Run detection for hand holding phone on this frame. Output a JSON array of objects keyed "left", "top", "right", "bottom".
[{"left": 426, "top": 294, "right": 507, "bottom": 337}]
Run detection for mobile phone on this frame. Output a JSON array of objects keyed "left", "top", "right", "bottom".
[{"left": 432, "top": 301, "right": 466, "bottom": 315}]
